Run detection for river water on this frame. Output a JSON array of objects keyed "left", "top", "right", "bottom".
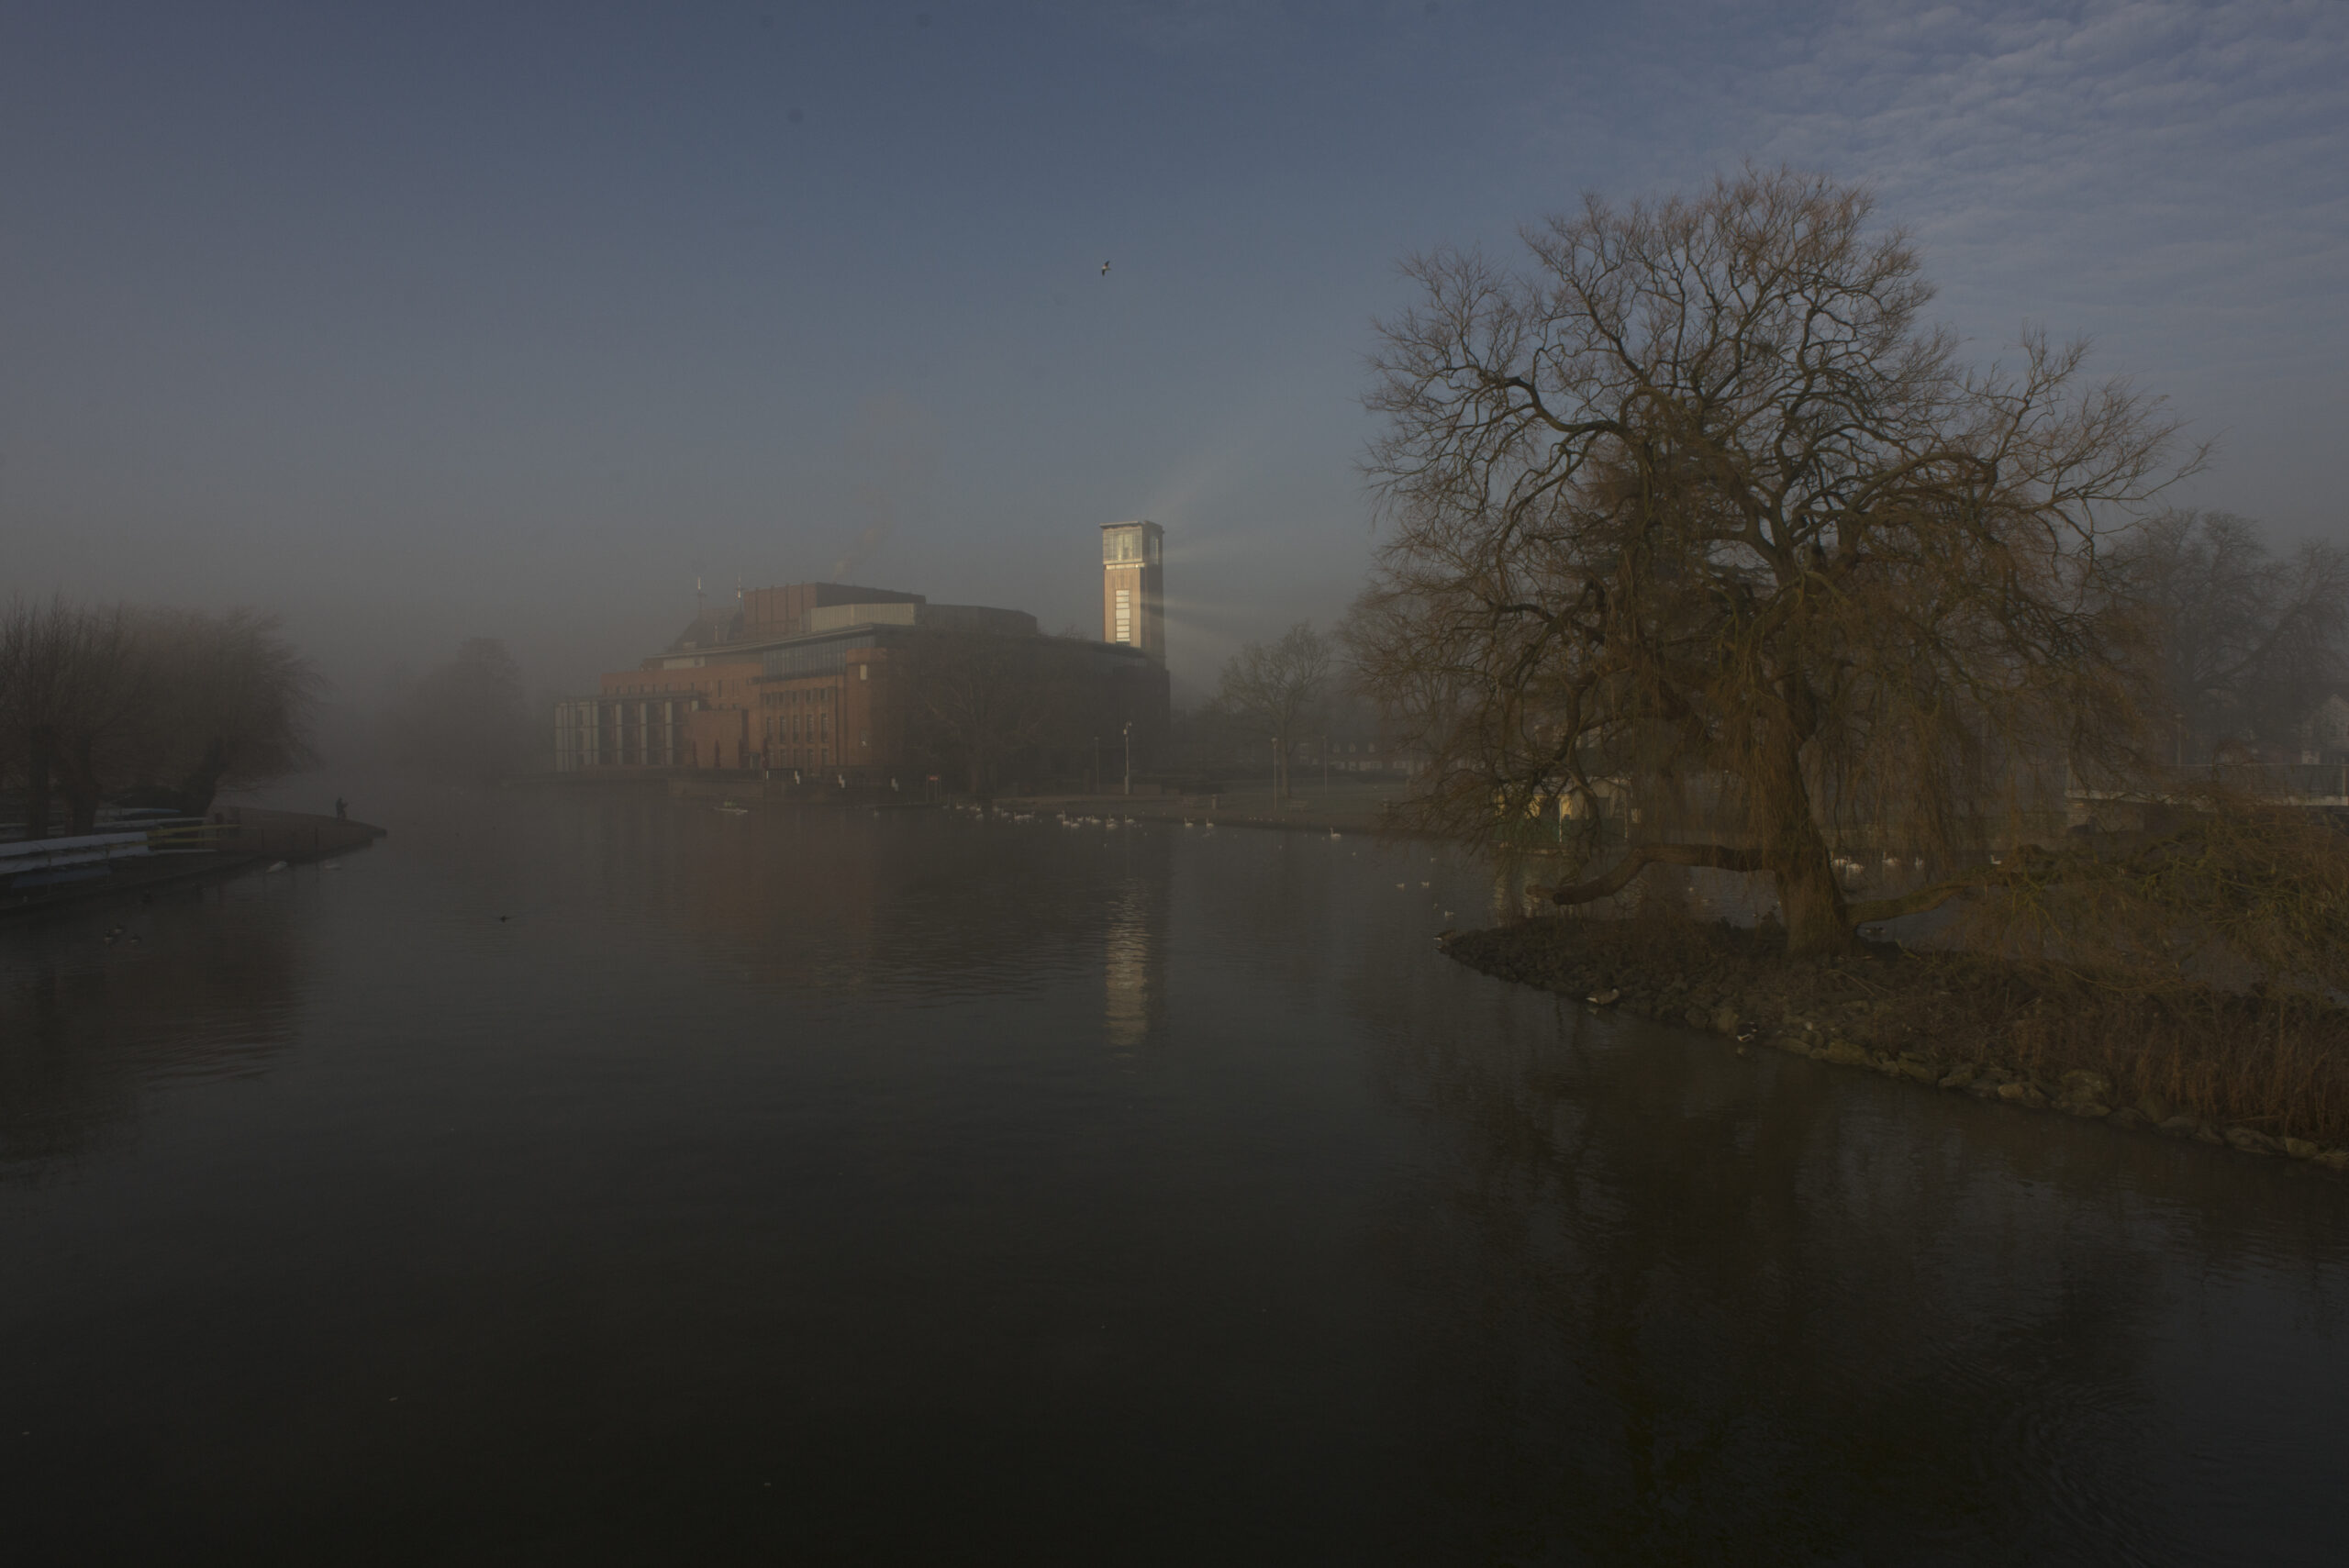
[{"left": 2, "top": 787, "right": 2344, "bottom": 1565}]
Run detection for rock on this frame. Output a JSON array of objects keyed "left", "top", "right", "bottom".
[
  {"left": 2316, "top": 1150, "right": 2349, "bottom": 1173},
  {"left": 2134, "top": 1093, "right": 2176, "bottom": 1125},
  {"left": 1967, "top": 1079, "right": 2003, "bottom": 1098},
  {"left": 1820, "top": 1038, "right": 1874, "bottom": 1068},
  {"left": 1685, "top": 1006, "right": 1710, "bottom": 1029},
  {"left": 2157, "top": 1115, "right": 2201, "bottom": 1138},
  {"left": 2194, "top": 1123, "right": 2225, "bottom": 1145},
  {"left": 2281, "top": 1137, "right": 2320, "bottom": 1161},
  {"left": 1996, "top": 1082, "right": 2030, "bottom": 1102},
  {"left": 2107, "top": 1107, "right": 2148, "bottom": 1129},
  {"left": 1938, "top": 1065, "right": 1978, "bottom": 1090},
  {"left": 2061, "top": 1101, "right": 2111, "bottom": 1118},
  {"left": 2059, "top": 1070, "right": 2115, "bottom": 1103},
  {"left": 2222, "top": 1126, "right": 2277, "bottom": 1155},
  {"left": 1587, "top": 988, "right": 1620, "bottom": 1006},
  {"left": 1710, "top": 1005, "right": 1740, "bottom": 1036},
  {"left": 1896, "top": 1059, "right": 1938, "bottom": 1084}
]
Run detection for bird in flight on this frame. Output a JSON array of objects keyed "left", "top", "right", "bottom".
[{"left": 1100, "top": 260, "right": 1110, "bottom": 276}]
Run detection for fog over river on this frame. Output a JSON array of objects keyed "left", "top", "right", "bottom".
[{"left": 3, "top": 788, "right": 2345, "bottom": 1564}]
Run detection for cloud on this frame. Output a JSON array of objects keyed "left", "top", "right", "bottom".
[{"left": 1496, "top": 0, "right": 2346, "bottom": 526}]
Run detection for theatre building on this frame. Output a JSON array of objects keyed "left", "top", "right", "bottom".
[{"left": 553, "top": 525, "right": 1171, "bottom": 790}]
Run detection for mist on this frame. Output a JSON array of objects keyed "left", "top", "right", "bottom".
[
  {"left": 6, "top": 4, "right": 2342, "bottom": 742},
  {"left": 7, "top": 6, "right": 2349, "bottom": 1561}
]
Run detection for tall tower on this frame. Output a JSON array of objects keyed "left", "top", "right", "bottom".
[{"left": 1100, "top": 520, "right": 1164, "bottom": 663}]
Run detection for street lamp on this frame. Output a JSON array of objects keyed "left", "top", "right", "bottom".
[{"left": 1122, "top": 720, "right": 1132, "bottom": 796}]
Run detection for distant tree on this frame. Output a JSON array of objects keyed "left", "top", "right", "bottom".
[
  {"left": 129, "top": 608, "right": 323, "bottom": 815},
  {"left": 1217, "top": 622, "right": 1333, "bottom": 801},
  {"left": 0, "top": 598, "right": 319, "bottom": 832},
  {"left": 0, "top": 598, "right": 158, "bottom": 834},
  {"left": 2106, "top": 510, "right": 2349, "bottom": 762},
  {"left": 391, "top": 638, "right": 528, "bottom": 784},
  {"left": 1353, "top": 167, "right": 2193, "bottom": 955}
]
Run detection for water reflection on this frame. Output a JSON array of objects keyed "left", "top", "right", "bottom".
[
  {"left": 1371, "top": 981, "right": 2349, "bottom": 1563},
  {"left": 1, "top": 790, "right": 2343, "bottom": 1562},
  {"left": 0, "top": 880, "right": 306, "bottom": 1177},
  {"left": 1103, "top": 880, "right": 1163, "bottom": 1051}
]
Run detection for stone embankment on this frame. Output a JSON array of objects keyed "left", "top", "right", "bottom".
[{"left": 1444, "top": 916, "right": 2349, "bottom": 1173}]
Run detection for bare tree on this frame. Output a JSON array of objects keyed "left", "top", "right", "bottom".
[
  {"left": 133, "top": 608, "right": 324, "bottom": 814},
  {"left": 2106, "top": 510, "right": 2349, "bottom": 763},
  {"left": 902, "top": 631, "right": 1072, "bottom": 797},
  {"left": 1353, "top": 167, "right": 2193, "bottom": 955},
  {"left": 389, "top": 638, "right": 528, "bottom": 784},
  {"left": 1217, "top": 622, "right": 1332, "bottom": 802},
  {"left": 0, "top": 598, "right": 153, "bottom": 834},
  {"left": 0, "top": 599, "right": 318, "bottom": 832}
]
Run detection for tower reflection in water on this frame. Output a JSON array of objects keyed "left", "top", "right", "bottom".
[{"left": 1103, "top": 884, "right": 1163, "bottom": 1052}]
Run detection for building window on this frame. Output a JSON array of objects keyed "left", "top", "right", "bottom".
[{"left": 1115, "top": 588, "right": 1131, "bottom": 642}]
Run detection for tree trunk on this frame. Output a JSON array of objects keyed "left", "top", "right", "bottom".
[
  {"left": 26, "top": 726, "right": 54, "bottom": 838},
  {"left": 60, "top": 738, "right": 102, "bottom": 835},
  {"left": 1775, "top": 849, "right": 1852, "bottom": 957},
  {"left": 1767, "top": 784, "right": 1852, "bottom": 957},
  {"left": 178, "top": 737, "right": 228, "bottom": 817},
  {"left": 1759, "top": 706, "right": 1853, "bottom": 957}
]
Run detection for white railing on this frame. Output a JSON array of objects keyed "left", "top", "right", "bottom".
[
  {"left": 0, "top": 831, "right": 151, "bottom": 875},
  {"left": 1, "top": 817, "right": 230, "bottom": 876}
]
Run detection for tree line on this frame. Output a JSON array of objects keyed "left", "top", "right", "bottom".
[{"left": 0, "top": 597, "right": 321, "bottom": 835}]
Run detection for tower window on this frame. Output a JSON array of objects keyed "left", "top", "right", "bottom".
[{"left": 1115, "top": 588, "right": 1132, "bottom": 642}]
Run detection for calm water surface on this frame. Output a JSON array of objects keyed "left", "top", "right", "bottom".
[{"left": 3, "top": 788, "right": 2345, "bottom": 1565}]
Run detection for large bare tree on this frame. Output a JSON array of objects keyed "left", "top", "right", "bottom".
[{"left": 1353, "top": 168, "right": 2193, "bottom": 955}]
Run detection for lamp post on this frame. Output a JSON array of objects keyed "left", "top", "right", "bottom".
[{"left": 1122, "top": 720, "right": 1132, "bottom": 796}]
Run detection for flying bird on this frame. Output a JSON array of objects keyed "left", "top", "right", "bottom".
[{"left": 1100, "top": 260, "right": 1110, "bottom": 275}]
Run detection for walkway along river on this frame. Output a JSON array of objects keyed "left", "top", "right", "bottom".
[{"left": 2, "top": 785, "right": 2344, "bottom": 1562}]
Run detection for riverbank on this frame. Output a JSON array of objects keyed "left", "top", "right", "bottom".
[
  {"left": 992, "top": 783, "right": 1415, "bottom": 835},
  {"left": 639, "top": 771, "right": 1429, "bottom": 836},
  {"left": 1, "top": 807, "right": 384, "bottom": 917},
  {"left": 1445, "top": 914, "right": 2349, "bottom": 1168}
]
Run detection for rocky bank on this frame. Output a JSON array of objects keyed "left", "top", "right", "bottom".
[{"left": 1444, "top": 915, "right": 2349, "bottom": 1173}]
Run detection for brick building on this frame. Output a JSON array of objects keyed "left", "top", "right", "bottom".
[{"left": 554, "top": 531, "right": 1170, "bottom": 789}]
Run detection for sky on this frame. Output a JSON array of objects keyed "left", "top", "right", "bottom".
[{"left": 4, "top": 0, "right": 2343, "bottom": 709}]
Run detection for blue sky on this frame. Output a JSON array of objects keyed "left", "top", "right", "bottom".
[{"left": 4, "top": 1, "right": 2343, "bottom": 704}]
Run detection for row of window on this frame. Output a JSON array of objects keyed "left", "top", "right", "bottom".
[{"left": 760, "top": 685, "right": 839, "bottom": 706}]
